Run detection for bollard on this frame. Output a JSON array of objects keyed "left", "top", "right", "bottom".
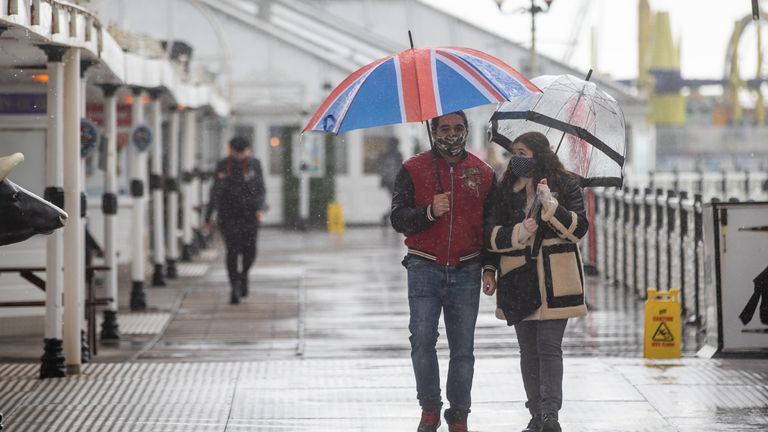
[
  {"left": 644, "top": 288, "right": 681, "bottom": 359},
  {"left": 326, "top": 201, "right": 345, "bottom": 234}
]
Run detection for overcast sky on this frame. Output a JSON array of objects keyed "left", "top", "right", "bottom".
[{"left": 421, "top": 0, "right": 760, "bottom": 81}]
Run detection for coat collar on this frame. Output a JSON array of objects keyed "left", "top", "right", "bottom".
[{"left": 512, "top": 176, "right": 533, "bottom": 193}]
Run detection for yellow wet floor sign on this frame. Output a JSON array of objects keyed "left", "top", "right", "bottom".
[{"left": 644, "top": 288, "right": 681, "bottom": 359}]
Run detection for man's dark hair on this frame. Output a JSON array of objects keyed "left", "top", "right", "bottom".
[
  {"left": 430, "top": 110, "right": 468, "bottom": 132},
  {"left": 229, "top": 136, "right": 250, "bottom": 152}
]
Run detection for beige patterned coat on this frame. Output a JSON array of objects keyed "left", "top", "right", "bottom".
[{"left": 486, "top": 177, "right": 589, "bottom": 322}]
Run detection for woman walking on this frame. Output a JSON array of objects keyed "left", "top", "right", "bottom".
[{"left": 483, "top": 131, "right": 589, "bottom": 432}]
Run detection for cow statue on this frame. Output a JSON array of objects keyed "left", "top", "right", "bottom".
[{"left": 0, "top": 153, "right": 68, "bottom": 246}]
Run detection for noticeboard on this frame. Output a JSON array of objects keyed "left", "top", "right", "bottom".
[
  {"left": 292, "top": 133, "right": 325, "bottom": 178},
  {"left": 703, "top": 202, "right": 768, "bottom": 354}
]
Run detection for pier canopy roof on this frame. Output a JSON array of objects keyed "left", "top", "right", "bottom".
[{"left": 0, "top": 0, "right": 229, "bottom": 116}]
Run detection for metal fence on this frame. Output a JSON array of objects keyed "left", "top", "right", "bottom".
[{"left": 585, "top": 170, "right": 768, "bottom": 325}]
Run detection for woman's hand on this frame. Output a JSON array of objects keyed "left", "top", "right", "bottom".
[
  {"left": 482, "top": 271, "right": 496, "bottom": 296},
  {"left": 537, "top": 178, "right": 550, "bottom": 194},
  {"left": 522, "top": 217, "right": 538, "bottom": 233}
]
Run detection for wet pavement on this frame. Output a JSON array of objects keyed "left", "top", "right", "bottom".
[{"left": 1, "top": 227, "right": 767, "bottom": 431}]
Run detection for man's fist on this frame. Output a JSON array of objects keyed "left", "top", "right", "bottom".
[{"left": 432, "top": 192, "right": 451, "bottom": 217}]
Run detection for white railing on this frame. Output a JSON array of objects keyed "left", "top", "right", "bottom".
[{"left": 587, "top": 170, "right": 768, "bottom": 328}]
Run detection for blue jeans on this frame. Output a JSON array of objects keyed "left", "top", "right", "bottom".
[
  {"left": 407, "top": 256, "right": 481, "bottom": 412},
  {"left": 514, "top": 319, "right": 568, "bottom": 418}
]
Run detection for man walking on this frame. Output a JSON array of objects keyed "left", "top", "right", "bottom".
[
  {"left": 391, "top": 111, "right": 497, "bottom": 432},
  {"left": 204, "top": 136, "right": 267, "bottom": 304}
]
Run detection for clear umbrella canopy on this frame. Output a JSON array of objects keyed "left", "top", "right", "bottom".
[{"left": 489, "top": 74, "right": 626, "bottom": 187}]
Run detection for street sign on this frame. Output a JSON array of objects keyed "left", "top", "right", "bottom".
[{"left": 131, "top": 124, "right": 152, "bottom": 152}]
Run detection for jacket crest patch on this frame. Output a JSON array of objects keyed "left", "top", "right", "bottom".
[{"left": 460, "top": 167, "right": 482, "bottom": 198}]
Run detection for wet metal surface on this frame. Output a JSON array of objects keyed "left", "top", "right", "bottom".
[
  {"left": 2, "top": 358, "right": 767, "bottom": 431},
  {"left": 94, "top": 312, "right": 172, "bottom": 335},
  {"left": 0, "top": 227, "right": 766, "bottom": 431}
]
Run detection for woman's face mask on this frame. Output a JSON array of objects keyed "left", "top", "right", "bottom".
[
  {"left": 434, "top": 133, "right": 467, "bottom": 157},
  {"left": 509, "top": 155, "right": 536, "bottom": 177}
]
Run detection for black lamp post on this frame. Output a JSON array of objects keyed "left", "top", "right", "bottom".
[{"left": 495, "top": 0, "right": 554, "bottom": 76}]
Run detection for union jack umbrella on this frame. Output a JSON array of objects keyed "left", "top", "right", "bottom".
[{"left": 303, "top": 46, "right": 540, "bottom": 134}]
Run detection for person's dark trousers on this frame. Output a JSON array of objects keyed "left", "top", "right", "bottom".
[
  {"left": 514, "top": 319, "right": 568, "bottom": 418},
  {"left": 222, "top": 227, "right": 258, "bottom": 301},
  {"left": 407, "top": 256, "right": 481, "bottom": 413}
]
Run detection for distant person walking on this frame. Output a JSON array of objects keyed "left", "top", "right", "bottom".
[
  {"left": 377, "top": 137, "right": 403, "bottom": 224},
  {"left": 204, "top": 137, "right": 267, "bottom": 304},
  {"left": 484, "top": 131, "right": 589, "bottom": 432},
  {"left": 391, "top": 111, "right": 497, "bottom": 432}
]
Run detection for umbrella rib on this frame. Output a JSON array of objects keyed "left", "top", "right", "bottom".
[
  {"left": 580, "top": 176, "right": 623, "bottom": 187},
  {"left": 440, "top": 49, "right": 508, "bottom": 101},
  {"left": 554, "top": 87, "right": 588, "bottom": 154},
  {"left": 492, "top": 111, "right": 624, "bottom": 166}
]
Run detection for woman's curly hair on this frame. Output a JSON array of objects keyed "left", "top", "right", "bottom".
[{"left": 500, "top": 131, "right": 577, "bottom": 196}]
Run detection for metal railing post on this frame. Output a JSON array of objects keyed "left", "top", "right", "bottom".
[
  {"left": 693, "top": 194, "right": 704, "bottom": 325},
  {"left": 630, "top": 188, "right": 640, "bottom": 294}
]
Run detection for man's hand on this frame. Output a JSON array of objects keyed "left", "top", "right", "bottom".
[
  {"left": 432, "top": 192, "right": 451, "bottom": 217},
  {"left": 522, "top": 217, "right": 538, "bottom": 233},
  {"left": 256, "top": 211, "right": 265, "bottom": 223},
  {"left": 202, "top": 222, "right": 213, "bottom": 235},
  {"left": 482, "top": 271, "right": 496, "bottom": 296}
]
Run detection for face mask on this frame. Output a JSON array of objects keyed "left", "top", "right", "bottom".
[
  {"left": 509, "top": 155, "right": 536, "bottom": 177},
  {"left": 434, "top": 133, "right": 467, "bottom": 157}
]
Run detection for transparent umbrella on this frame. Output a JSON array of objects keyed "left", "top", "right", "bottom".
[{"left": 488, "top": 73, "right": 626, "bottom": 187}]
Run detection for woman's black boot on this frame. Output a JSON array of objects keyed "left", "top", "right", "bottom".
[{"left": 521, "top": 414, "right": 541, "bottom": 432}]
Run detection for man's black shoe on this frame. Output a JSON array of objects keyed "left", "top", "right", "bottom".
[{"left": 521, "top": 414, "right": 541, "bottom": 432}]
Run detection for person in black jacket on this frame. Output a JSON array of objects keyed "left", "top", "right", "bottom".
[
  {"left": 485, "top": 131, "right": 589, "bottom": 432},
  {"left": 376, "top": 137, "right": 404, "bottom": 225},
  {"left": 203, "top": 137, "right": 267, "bottom": 304}
]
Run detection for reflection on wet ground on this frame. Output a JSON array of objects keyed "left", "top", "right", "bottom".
[{"left": 0, "top": 227, "right": 765, "bottom": 431}]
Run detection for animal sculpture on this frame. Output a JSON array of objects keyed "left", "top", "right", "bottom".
[{"left": 0, "top": 153, "right": 68, "bottom": 246}]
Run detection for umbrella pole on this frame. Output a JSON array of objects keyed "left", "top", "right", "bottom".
[
  {"left": 555, "top": 69, "right": 592, "bottom": 154},
  {"left": 408, "top": 30, "right": 435, "bottom": 148}
]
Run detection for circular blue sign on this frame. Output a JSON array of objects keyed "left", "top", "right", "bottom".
[
  {"left": 80, "top": 118, "right": 99, "bottom": 158},
  {"left": 131, "top": 124, "right": 153, "bottom": 152}
]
